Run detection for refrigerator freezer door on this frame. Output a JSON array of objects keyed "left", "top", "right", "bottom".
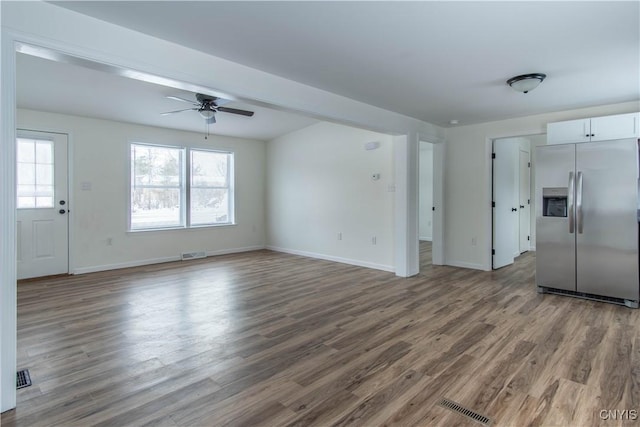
[
  {"left": 535, "top": 144, "right": 576, "bottom": 291},
  {"left": 576, "top": 139, "right": 639, "bottom": 300}
]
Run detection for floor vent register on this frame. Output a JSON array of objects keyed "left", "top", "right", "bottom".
[
  {"left": 438, "top": 397, "right": 493, "bottom": 426},
  {"left": 16, "top": 369, "right": 32, "bottom": 389}
]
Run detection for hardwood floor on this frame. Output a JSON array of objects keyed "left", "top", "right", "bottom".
[{"left": 2, "top": 243, "right": 640, "bottom": 426}]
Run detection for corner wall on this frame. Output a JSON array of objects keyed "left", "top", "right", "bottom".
[
  {"left": 18, "top": 109, "right": 266, "bottom": 273},
  {"left": 266, "top": 122, "right": 395, "bottom": 271}
]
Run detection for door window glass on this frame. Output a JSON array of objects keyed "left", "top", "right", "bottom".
[{"left": 17, "top": 138, "right": 54, "bottom": 208}]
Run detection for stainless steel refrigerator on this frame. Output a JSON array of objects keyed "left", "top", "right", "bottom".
[{"left": 535, "top": 138, "right": 639, "bottom": 307}]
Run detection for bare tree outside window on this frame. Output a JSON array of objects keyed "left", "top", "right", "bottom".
[
  {"left": 129, "top": 143, "right": 234, "bottom": 231},
  {"left": 131, "top": 144, "right": 184, "bottom": 229},
  {"left": 191, "top": 150, "right": 232, "bottom": 226}
]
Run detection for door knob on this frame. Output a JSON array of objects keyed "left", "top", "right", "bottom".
[
  {"left": 511, "top": 207, "right": 517, "bottom": 212},
  {"left": 520, "top": 205, "right": 525, "bottom": 209},
  {"left": 59, "top": 209, "right": 66, "bottom": 214},
  {"left": 59, "top": 200, "right": 66, "bottom": 205}
]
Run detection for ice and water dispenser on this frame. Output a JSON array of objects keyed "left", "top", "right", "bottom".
[{"left": 542, "top": 187, "right": 568, "bottom": 217}]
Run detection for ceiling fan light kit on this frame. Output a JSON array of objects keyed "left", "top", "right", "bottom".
[
  {"left": 198, "top": 109, "right": 215, "bottom": 119},
  {"left": 507, "top": 73, "right": 546, "bottom": 93},
  {"left": 162, "top": 93, "right": 255, "bottom": 122}
]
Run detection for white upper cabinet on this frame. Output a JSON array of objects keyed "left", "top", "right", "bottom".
[
  {"left": 590, "top": 113, "right": 639, "bottom": 141},
  {"left": 547, "top": 118, "right": 591, "bottom": 144},
  {"left": 547, "top": 112, "right": 639, "bottom": 145}
]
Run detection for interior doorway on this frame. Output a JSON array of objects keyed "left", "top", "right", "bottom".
[
  {"left": 419, "top": 141, "right": 435, "bottom": 269},
  {"left": 492, "top": 134, "right": 544, "bottom": 269}
]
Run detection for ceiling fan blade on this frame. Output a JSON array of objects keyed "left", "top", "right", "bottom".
[
  {"left": 166, "top": 95, "right": 198, "bottom": 105},
  {"left": 160, "top": 108, "right": 197, "bottom": 115},
  {"left": 217, "top": 106, "right": 255, "bottom": 117},
  {"left": 206, "top": 115, "right": 217, "bottom": 125},
  {"left": 212, "top": 98, "right": 231, "bottom": 107}
]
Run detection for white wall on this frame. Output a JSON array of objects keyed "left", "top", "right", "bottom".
[
  {"left": 444, "top": 101, "right": 640, "bottom": 271},
  {"left": 266, "top": 122, "right": 395, "bottom": 271},
  {"left": 18, "top": 109, "right": 266, "bottom": 273},
  {"left": 419, "top": 142, "right": 433, "bottom": 241}
]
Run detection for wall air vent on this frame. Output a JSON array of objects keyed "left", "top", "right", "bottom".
[{"left": 181, "top": 251, "right": 207, "bottom": 261}]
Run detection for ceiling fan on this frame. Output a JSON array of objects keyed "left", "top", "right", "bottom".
[{"left": 161, "top": 93, "right": 255, "bottom": 124}]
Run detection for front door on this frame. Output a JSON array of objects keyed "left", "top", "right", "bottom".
[{"left": 16, "top": 130, "right": 69, "bottom": 279}]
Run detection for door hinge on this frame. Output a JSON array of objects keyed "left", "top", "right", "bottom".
[
  {"left": 492, "top": 153, "right": 496, "bottom": 159},
  {"left": 527, "top": 235, "right": 530, "bottom": 241},
  {"left": 432, "top": 206, "right": 435, "bottom": 211},
  {"left": 492, "top": 249, "right": 495, "bottom": 255},
  {"left": 492, "top": 201, "right": 495, "bottom": 208},
  {"left": 528, "top": 199, "right": 530, "bottom": 205},
  {"left": 528, "top": 162, "right": 531, "bottom": 167}
]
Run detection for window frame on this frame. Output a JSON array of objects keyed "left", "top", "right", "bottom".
[
  {"left": 16, "top": 137, "right": 56, "bottom": 209},
  {"left": 128, "top": 142, "right": 187, "bottom": 232},
  {"left": 128, "top": 142, "right": 235, "bottom": 232},
  {"left": 188, "top": 148, "right": 235, "bottom": 228}
]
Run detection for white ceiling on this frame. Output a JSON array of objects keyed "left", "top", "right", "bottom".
[
  {"left": 16, "top": 53, "right": 319, "bottom": 140},
  {"left": 50, "top": 1, "right": 640, "bottom": 128}
]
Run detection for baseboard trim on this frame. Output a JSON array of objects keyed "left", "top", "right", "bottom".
[
  {"left": 72, "top": 245, "right": 266, "bottom": 275},
  {"left": 266, "top": 246, "right": 395, "bottom": 273},
  {"left": 446, "top": 260, "right": 486, "bottom": 271},
  {"left": 206, "top": 245, "right": 265, "bottom": 257}
]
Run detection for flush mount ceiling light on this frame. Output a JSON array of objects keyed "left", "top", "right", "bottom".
[{"left": 507, "top": 73, "right": 546, "bottom": 94}]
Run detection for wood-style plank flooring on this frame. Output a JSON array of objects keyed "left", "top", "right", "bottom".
[{"left": 2, "top": 243, "right": 640, "bottom": 426}]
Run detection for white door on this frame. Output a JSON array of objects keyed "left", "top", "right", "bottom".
[
  {"left": 519, "top": 150, "right": 531, "bottom": 253},
  {"left": 431, "top": 142, "right": 445, "bottom": 265},
  {"left": 16, "top": 130, "right": 69, "bottom": 279},
  {"left": 493, "top": 139, "right": 519, "bottom": 269}
]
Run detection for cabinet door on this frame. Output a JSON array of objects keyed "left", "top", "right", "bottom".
[
  {"left": 590, "top": 113, "right": 639, "bottom": 142},
  {"left": 547, "top": 119, "right": 591, "bottom": 144}
]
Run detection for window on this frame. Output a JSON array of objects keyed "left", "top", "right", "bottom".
[
  {"left": 17, "top": 138, "right": 54, "bottom": 208},
  {"left": 190, "top": 149, "right": 233, "bottom": 226},
  {"left": 130, "top": 144, "right": 185, "bottom": 230},
  {"left": 129, "top": 143, "right": 234, "bottom": 231}
]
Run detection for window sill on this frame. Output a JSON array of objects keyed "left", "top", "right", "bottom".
[{"left": 127, "top": 223, "right": 236, "bottom": 234}]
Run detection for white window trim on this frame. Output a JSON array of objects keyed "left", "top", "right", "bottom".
[
  {"left": 128, "top": 142, "right": 186, "bottom": 231},
  {"left": 128, "top": 142, "right": 235, "bottom": 232},
  {"left": 188, "top": 148, "right": 235, "bottom": 227}
]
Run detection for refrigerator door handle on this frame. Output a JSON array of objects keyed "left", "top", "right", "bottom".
[
  {"left": 576, "top": 171, "right": 584, "bottom": 234},
  {"left": 568, "top": 171, "right": 575, "bottom": 234}
]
